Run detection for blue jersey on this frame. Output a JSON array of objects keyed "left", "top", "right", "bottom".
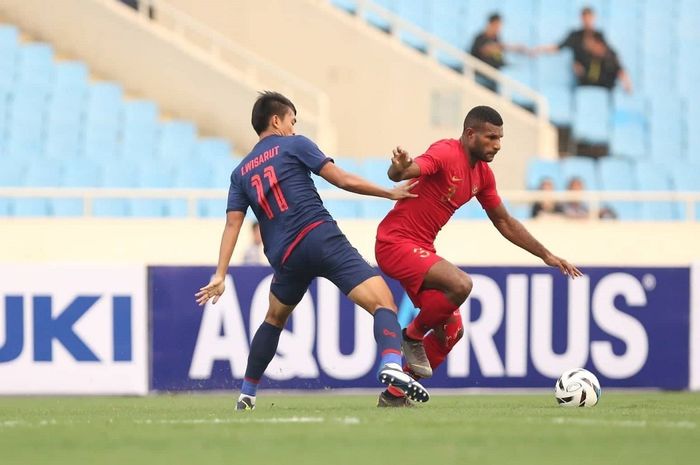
[{"left": 227, "top": 135, "right": 334, "bottom": 269}]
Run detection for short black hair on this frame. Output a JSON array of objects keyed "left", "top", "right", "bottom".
[
  {"left": 581, "top": 6, "right": 594, "bottom": 15},
  {"left": 251, "top": 91, "right": 297, "bottom": 135},
  {"left": 464, "top": 106, "right": 503, "bottom": 131},
  {"left": 488, "top": 13, "right": 501, "bottom": 23}
]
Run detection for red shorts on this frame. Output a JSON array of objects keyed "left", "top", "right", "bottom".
[{"left": 375, "top": 239, "right": 443, "bottom": 306}]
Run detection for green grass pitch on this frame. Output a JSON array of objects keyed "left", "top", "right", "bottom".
[{"left": 1, "top": 392, "right": 699, "bottom": 465}]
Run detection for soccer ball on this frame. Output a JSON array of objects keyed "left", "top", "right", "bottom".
[{"left": 554, "top": 368, "right": 601, "bottom": 407}]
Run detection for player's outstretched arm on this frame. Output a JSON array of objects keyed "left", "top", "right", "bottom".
[
  {"left": 319, "top": 161, "right": 418, "bottom": 201},
  {"left": 486, "top": 203, "right": 583, "bottom": 278},
  {"left": 388, "top": 146, "right": 421, "bottom": 182},
  {"left": 195, "top": 210, "right": 246, "bottom": 306}
]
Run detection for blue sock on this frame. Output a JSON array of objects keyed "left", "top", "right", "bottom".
[
  {"left": 241, "top": 321, "right": 282, "bottom": 397},
  {"left": 373, "top": 308, "right": 403, "bottom": 369}
]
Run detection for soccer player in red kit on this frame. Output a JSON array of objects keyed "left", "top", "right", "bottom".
[{"left": 374, "top": 106, "right": 582, "bottom": 407}]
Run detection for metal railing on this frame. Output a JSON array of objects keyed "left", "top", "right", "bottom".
[
  {"left": 1, "top": 187, "right": 698, "bottom": 221},
  {"left": 331, "top": 0, "right": 549, "bottom": 121}
]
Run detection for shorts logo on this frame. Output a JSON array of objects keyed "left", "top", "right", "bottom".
[
  {"left": 412, "top": 247, "right": 430, "bottom": 258},
  {"left": 451, "top": 175, "right": 463, "bottom": 182},
  {"left": 382, "top": 329, "right": 397, "bottom": 338},
  {"left": 472, "top": 185, "right": 479, "bottom": 194}
]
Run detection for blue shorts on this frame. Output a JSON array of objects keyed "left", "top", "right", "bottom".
[{"left": 270, "top": 221, "right": 378, "bottom": 306}]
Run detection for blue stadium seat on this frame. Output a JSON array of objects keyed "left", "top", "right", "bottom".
[
  {"left": 685, "top": 98, "right": 700, "bottom": 164},
  {"left": 52, "top": 160, "right": 103, "bottom": 216},
  {"left": 7, "top": 86, "right": 46, "bottom": 155},
  {"left": 15, "top": 43, "right": 54, "bottom": 92},
  {"left": 648, "top": 97, "right": 683, "bottom": 163},
  {"left": 572, "top": 87, "right": 610, "bottom": 144},
  {"left": 173, "top": 162, "right": 215, "bottom": 188},
  {"left": 671, "top": 163, "right": 700, "bottom": 220},
  {"left": 0, "top": 156, "right": 27, "bottom": 186},
  {"left": 45, "top": 90, "right": 86, "bottom": 159},
  {"left": 0, "top": 26, "right": 18, "bottom": 93},
  {"left": 560, "top": 156, "right": 599, "bottom": 190},
  {"left": 61, "top": 160, "right": 103, "bottom": 187},
  {"left": 83, "top": 83, "right": 123, "bottom": 159},
  {"left": 526, "top": 158, "right": 563, "bottom": 190},
  {"left": 610, "top": 110, "right": 646, "bottom": 159},
  {"left": 14, "top": 158, "right": 63, "bottom": 217},
  {"left": 635, "top": 162, "right": 679, "bottom": 220},
  {"left": 121, "top": 100, "right": 159, "bottom": 160},
  {"left": 157, "top": 120, "right": 196, "bottom": 161},
  {"left": 53, "top": 61, "right": 88, "bottom": 94},
  {"left": 94, "top": 161, "right": 137, "bottom": 217},
  {"left": 535, "top": 51, "right": 574, "bottom": 90},
  {"left": 598, "top": 156, "right": 639, "bottom": 219},
  {"left": 0, "top": 25, "right": 18, "bottom": 50},
  {"left": 196, "top": 138, "right": 232, "bottom": 160}
]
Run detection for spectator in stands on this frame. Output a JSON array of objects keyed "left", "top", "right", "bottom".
[
  {"left": 562, "top": 177, "right": 617, "bottom": 219},
  {"left": 531, "top": 178, "right": 564, "bottom": 218},
  {"left": 242, "top": 221, "right": 266, "bottom": 265},
  {"left": 469, "top": 13, "right": 529, "bottom": 92},
  {"left": 577, "top": 36, "right": 633, "bottom": 93},
  {"left": 533, "top": 7, "right": 631, "bottom": 93},
  {"left": 562, "top": 177, "right": 589, "bottom": 218}
]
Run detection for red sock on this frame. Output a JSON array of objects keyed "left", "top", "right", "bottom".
[
  {"left": 423, "top": 310, "right": 464, "bottom": 370},
  {"left": 406, "top": 289, "right": 458, "bottom": 339}
]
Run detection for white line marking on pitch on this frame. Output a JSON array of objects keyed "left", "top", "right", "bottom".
[
  {"left": 549, "top": 417, "right": 697, "bottom": 429},
  {"left": 0, "top": 416, "right": 361, "bottom": 429}
]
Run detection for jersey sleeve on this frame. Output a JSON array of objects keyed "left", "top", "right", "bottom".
[
  {"left": 226, "top": 172, "right": 249, "bottom": 213},
  {"left": 291, "top": 135, "right": 333, "bottom": 174},
  {"left": 558, "top": 31, "right": 576, "bottom": 50},
  {"left": 414, "top": 140, "right": 448, "bottom": 176},
  {"left": 476, "top": 165, "right": 502, "bottom": 210}
]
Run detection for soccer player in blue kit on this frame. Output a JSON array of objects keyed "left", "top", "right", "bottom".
[{"left": 196, "top": 91, "right": 430, "bottom": 410}]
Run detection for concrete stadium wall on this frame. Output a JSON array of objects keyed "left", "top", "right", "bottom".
[
  {"left": 0, "top": 0, "right": 326, "bottom": 152},
  {"left": 154, "top": 0, "right": 558, "bottom": 189},
  {"left": 1, "top": 218, "right": 698, "bottom": 266}
]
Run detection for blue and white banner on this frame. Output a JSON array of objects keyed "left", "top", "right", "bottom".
[
  {"left": 0, "top": 264, "right": 148, "bottom": 395},
  {"left": 151, "top": 266, "right": 697, "bottom": 391}
]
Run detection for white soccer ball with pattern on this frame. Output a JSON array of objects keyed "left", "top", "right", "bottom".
[{"left": 554, "top": 368, "right": 601, "bottom": 407}]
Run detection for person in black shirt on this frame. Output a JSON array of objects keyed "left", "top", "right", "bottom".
[
  {"left": 577, "top": 36, "right": 633, "bottom": 92},
  {"left": 533, "top": 7, "right": 631, "bottom": 92},
  {"left": 469, "top": 13, "right": 529, "bottom": 92}
]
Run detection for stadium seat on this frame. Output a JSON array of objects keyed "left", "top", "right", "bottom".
[
  {"left": 610, "top": 110, "right": 647, "bottom": 159},
  {"left": 635, "top": 162, "right": 679, "bottom": 220},
  {"left": 121, "top": 100, "right": 159, "bottom": 160},
  {"left": 0, "top": 26, "right": 18, "bottom": 93},
  {"left": 13, "top": 158, "right": 64, "bottom": 217},
  {"left": 83, "top": 83, "right": 123, "bottom": 159},
  {"left": 157, "top": 120, "right": 197, "bottom": 162},
  {"left": 15, "top": 43, "right": 54, "bottom": 92},
  {"left": 597, "top": 157, "right": 639, "bottom": 219},
  {"left": 572, "top": 87, "right": 610, "bottom": 144},
  {"left": 53, "top": 62, "right": 88, "bottom": 94},
  {"left": 560, "top": 156, "right": 599, "bottom": 190},
  {"left": 0, "top": 156, "right": 27, "bottom": 187},
  {"left": 671, "top": 163, "right": 700, "bottom": 220},
  {"left": 196, "top": 138, "right": 232, "bottom": 160},
  {"left": 647, "top": 97, "right": 683, "bottom": 163},
  {"left": 526, "top": 158, "right": 563, "bottom": 190}
]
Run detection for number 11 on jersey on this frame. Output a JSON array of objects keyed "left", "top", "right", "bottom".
[{"left": 251, "top": 166, "right": 288, "bottom": 219}]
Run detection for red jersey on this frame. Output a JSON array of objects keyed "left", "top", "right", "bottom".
[{"left": 377, "top": 138, "right": 501, "bottom": 247}]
